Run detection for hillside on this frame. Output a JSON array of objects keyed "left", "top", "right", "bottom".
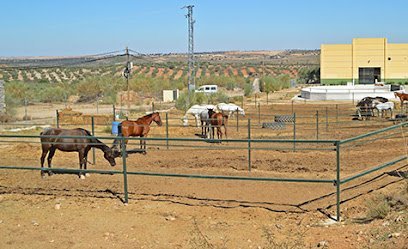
[{"left": 0, "top": 50, "right": 319, "bottom": 83}]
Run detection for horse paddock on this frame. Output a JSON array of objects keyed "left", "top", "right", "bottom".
[{"left": 1, "top": 99, "right": 407, "bottom": 249}]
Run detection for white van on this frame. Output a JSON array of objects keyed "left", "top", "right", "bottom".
[{"left": 195, "top": 85, "right": 218, "bottom": 94}]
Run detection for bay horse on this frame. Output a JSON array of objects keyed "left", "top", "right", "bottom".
[
  {"left": 394, "top": 92, "right": 408, "bottom": 109},
  {"left": 208, "top": 109, "right": 228, "bottom": 141},
  {"left": 40, "top": 128, "right": 117, "bottom": 178},
  {"left": 112, "top": 112, "right": 162, "bottom": 154}
]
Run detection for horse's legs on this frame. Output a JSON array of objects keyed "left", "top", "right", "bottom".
[
  {"left": 217, "top": 126, "right": 222, "bottom": 140},
  {"left": 224, "top": 124, "right": 227, "bottom": 140},
  {"left": 139, "top": 136, "right": 144, "bottom": 150},
  {"left": 138, "top": 135, "right": 147, "bottom": 154},
  {"left": 40, "top": 148, "right": 49, "bottom": 177},
  {"left": 78, "top": 150, "right": 86, "bottom": 179},
  {"left": 84, "top": 148, "right": 91, "bottom": 177},
  {"left": 46, "top": 147, "right": 56, "bottom": 176}
]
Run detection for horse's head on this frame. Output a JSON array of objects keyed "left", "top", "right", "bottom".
[
  {"left": 208, "top": 108, "right": 216, "bottom": 118},
  {"left": 103, "top": 149, "right": 117, "bottom": 167},
  {"left": 153, "top": 112, "right": 162, "bottom": 126},
  {"left": 237, "top": 107, "right": 245, "bottom": 116}
]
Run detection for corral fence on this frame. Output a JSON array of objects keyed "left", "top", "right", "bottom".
[
  {"left": 0, "top": 121, "right": 406, "bottom": 222},
  {"left": 51, "top": 105, "right": 403, "bottom": 149}
]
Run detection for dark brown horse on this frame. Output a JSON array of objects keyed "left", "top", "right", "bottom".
[
  {"left": 40, "top": 128, "right": 116, "bottom": 178},
  {"left": 208, "top": 109, "right": 228, "bottom": 141},
  {"left": 112, "top": 112, "right": 162, "bottom": 153},
  {"left": 394, "top": 92, "right": 408, "bottom": 108}
]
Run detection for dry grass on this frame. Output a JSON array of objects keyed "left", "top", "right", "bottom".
[{"left": 261, "top": 226, "right": 308, "bottom": 249}]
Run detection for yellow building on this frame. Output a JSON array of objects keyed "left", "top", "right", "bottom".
[{"left": 321, "top": 38, "right": 408, "bottom": 84}]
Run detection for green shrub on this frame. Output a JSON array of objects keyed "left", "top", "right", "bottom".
[
  {"left": 366, "top": 195, "right": 390, "bottom": 220},
  {"left": 226, "top": 81, "right": 236, "bottom": 90},
  {"left": 244, "top": 83, "right": 252, "bottom": 97}
]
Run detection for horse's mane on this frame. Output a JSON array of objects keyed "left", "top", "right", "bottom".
[
  {"left": 134, "top": 112, "right": 158, "bottom": 121},
  {"left": 144, "top": 112, "right": 158, "bottom": 118}
]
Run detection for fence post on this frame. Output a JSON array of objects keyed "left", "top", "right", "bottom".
[
  {"left": 326, "top": 107, "right": 329, "bottom": 132},
  {"left": 166, "top": 112, "right": 169, "bottom": 150},
  {"left": 236, "top": 108, "right": 239, "bottom": 132},
  {"left": 113, "top": 105, "right": 116, "bottom": 121},
  {"left": 291, "top": 100, "right": 294, "bottom": 114},
  {"left": 248, "top": 119, "right": 251, "bottom": 172},
  {"left": 91, "top": 116, "right": 96, "bottom": 165},
  {"left": 293, "top": 113, "right": 296, "bottom": 151},
  {"left": 152, "top": 102, "right": 155, "bottom": 112},
  {"left": 56, "top": 110, "right": 60, "bottom": 128},
  {"left": 316, "top": 110, "right": 319, "bottom": 140},
  {"left": 336, "top": 141, "right": 341, "bottom": 221},
  {"left": 121, "top": 137, "right": 129, "bottom": 204},
  {"left": 258, "top": 103, "right": 261, "bottom": 124}
]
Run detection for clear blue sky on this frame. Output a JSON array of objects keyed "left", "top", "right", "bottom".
[{"left": 1, "top": 0, "right": 407, "bottom": 56}]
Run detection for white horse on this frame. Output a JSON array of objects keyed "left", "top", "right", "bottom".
[
  {"left": 375, "top": 102, "right": 394, "bottom": 118},
  {"left": 185, "top": 104, "right": 217, "bottom": 127},
  {"left": 199, "top": 110, "right": 211, "bottom": 138},
  {"left": 216, "top": 103, "right": 245, "bottom": 118}
]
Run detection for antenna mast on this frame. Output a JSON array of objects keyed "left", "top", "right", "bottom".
[{"left": 182, "top": 5, "right": 195, "bottom": 106}]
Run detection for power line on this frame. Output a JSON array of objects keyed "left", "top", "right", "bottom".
[{"left": 0, "top": 50, "right": 127, "bottom": 70}]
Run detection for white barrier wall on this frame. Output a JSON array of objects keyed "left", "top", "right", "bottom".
[
  {"left": 301, "top": 85, "right": 398, "bottom": 101},
  {"left": 162, "top": 89, "right": 179, "bottom": 102}
]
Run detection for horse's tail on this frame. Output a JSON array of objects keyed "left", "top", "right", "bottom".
[
  {"left": 118, "top": 123, "right": 122, "bottom": 136},
  {"left": 111, "top": 124, "right": 123, "bottom": 152},
  {"left": 111, "top": 137, "right": 120, "bottom": 152}
]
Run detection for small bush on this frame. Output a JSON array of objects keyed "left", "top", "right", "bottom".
[
  {"left": 366, "top": 195, "right": 390, "bottom": 220},
  {"left": 226, "top": 81, "right": 236, "bottom": 90},
  {"left": 0, "top": 113, "right": 13, "bottom": 123},
  {"left": 244, "top": 84, "right": 252, "bottom": 97},
  {"left": 102, "top": 126, "right": 112, "bottom": 134}
]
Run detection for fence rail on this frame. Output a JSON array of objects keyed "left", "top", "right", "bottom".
[{"left": 0, "top": 120, "right": 406, "bottom": 222}]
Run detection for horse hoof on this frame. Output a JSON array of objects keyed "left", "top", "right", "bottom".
[
  {"left": 79, "top": 174, "right": 86, "bottom": 180},
  {"left": 85, "top": 173, "right": 90, "bottom": 177},
  {"left": 41, "top": 172, "right": 46, "bottom": 179}
]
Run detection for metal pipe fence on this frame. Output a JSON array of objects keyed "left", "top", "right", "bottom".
[{"left": 0, "top": 121, "right": 406, "bottom": 221}]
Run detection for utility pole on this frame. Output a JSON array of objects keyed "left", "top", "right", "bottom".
[
  {"left": 182, "top": 5, "right": 195, "bottom": 109},
  {"left": 123, "top": 47, "right": 131, "bottom": 111}
]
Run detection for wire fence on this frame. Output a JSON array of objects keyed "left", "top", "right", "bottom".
[
  {"left": 0, "top": 121, "right": 406, "bottom": 221},
  {"left": 1, "top": 101, "right": 403, "bottom": 143}
]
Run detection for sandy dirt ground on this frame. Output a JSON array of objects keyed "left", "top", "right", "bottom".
[{"left": 1, "top": 89, "right": 407, "bottom": 248}]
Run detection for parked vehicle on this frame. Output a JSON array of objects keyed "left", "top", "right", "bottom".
[{"left": 195, "top": 85, "right": 218, "bottom": 94}]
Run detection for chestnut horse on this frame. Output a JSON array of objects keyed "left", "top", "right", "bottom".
[
  {"left": 112, "top": 112, "right": 162, "bottom": 153},
  {"left": 40, "top": 128, "right": 117, "bottom": 178},
  {"left": 394, "top": 92, "right": 408, "bottom": 109},
  {"left": 208, "top": 109, "right": 228, "bottom": 141}
]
